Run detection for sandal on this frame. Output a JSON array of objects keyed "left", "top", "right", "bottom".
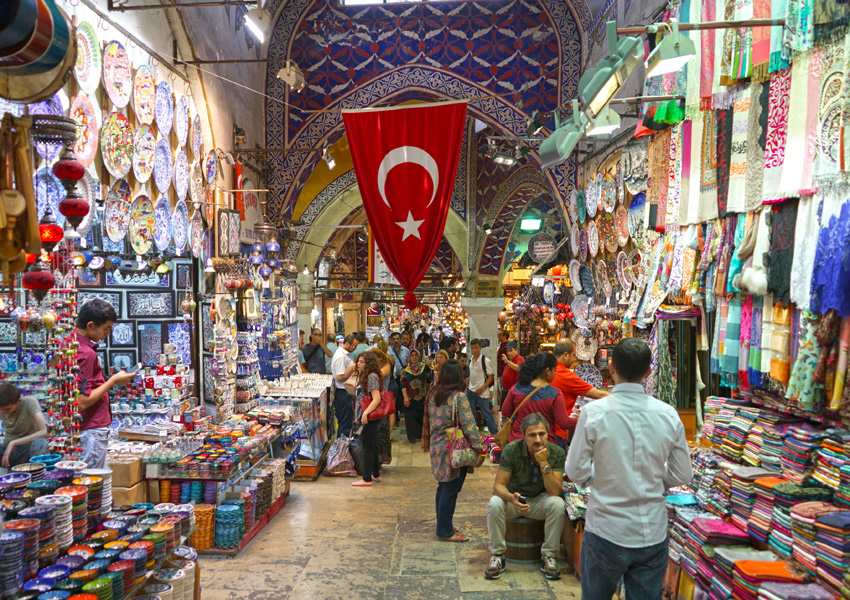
[{"left": 438, "top": 532, "right": 468, "bottom": 542}]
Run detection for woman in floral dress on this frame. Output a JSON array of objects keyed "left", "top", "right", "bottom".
[
  {"left": 400, "top": 349, "right": 431, "bottom": 443},
  {"left": 426, "top": 360, "right": 484, "bottom": 542}
]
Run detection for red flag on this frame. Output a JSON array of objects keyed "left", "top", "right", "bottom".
[{"left": 343, "top": 102, "right": 467, "bottom": 308}]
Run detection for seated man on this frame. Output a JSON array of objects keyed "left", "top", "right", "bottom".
[
  {"left": 0, "top": 383, "right": 48, "bottom": 468},
  {"left": 485, "top": 413, "right": 566, "bottom": 581}
]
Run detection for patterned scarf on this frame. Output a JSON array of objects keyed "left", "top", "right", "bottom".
[
  {"left": 715, "top": 107, "right": 733, "bottom": 217},
  {"left": 649, "top": 128, "right": 671, "bottom": 232},
  {"left": 701, "top": 0, "right": 718, "bottom": 107},
  {"left": 814, "top": 39, "right": 845, "bottom": 189},
  {"left": 752, "top": 0, "right": 773, "bottom": 79},
  {"left": 777, "top": 52, "right": 819, "bottom": 199},
  {"left": 700, "top": 111, "right": 721, "bottom": 221},
  {"left": 762, "top": 68, "right": 792, "bottom": 203},
  {"left": 765, "top": 199, "right": 799, "bottom": 305},
  {"left": 666, "top": 124, "right": 683, "bottom": 229},
  {"left": 680, "top": 120, "right": 694, "bottom": 225},
  {"left": 789, "top": 194, "right": 820, "bottom": 308},
  {"left": 814, "top": 0, "right": 850, "bottom": 43},
  {"left": 786, "top": 0, "right": 815, "bottom": 51},
  {"left": 770, "top": 0, "right": 790, "bottom": 72},
  {"left": 745, "top": 81, "right": 769, "bottom": 211},
  {"left": 832, "top": 318, "right": 850, "bottom": 409},
  {"left": 728, "top": 84, "right": 752, "bottom": 213},
  {"left": 733, "top": 0, "right": 754, "bottom": 80},
  {"left": 749, "top": 295, "right": 765, "bottom": 387}
]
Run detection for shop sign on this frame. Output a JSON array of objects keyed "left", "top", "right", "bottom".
[
  {"left": 240, "top": 179, "right": 260, "bottom": 243},
  {"left": 475, "top": 280, "right": 499, "bottom": 297},
  {"left": 528, "top": 233, "right": 557, "bottom": 264}
]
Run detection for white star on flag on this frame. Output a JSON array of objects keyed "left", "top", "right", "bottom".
[{"left": 395, "top": 211, "right": 424, "bottom": 241}]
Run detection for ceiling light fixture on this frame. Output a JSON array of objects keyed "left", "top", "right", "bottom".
[
  {"left": 519, "top": 216, "right": 543, "bottom": 232},
  {"left": 493, "top": 152, "right": 517, "bottom": 166},
  {"left": 586, "top": 104, "right": 621, "bottom": 137},
  {"left": 484, "top": 224, "right": 493, "bottom": 235},
  {"left": 578, "top": 21, "right": 642, "bottom": 118},
  {"left": 244, "top": 6, "right": 271, "bottom": 43},
  {"left": 539, "top": 99, "right": 588, "bottom": 168},
  {"left": 321, "top": 148, "right": 336, "bottom": 170},
  {"left": 526, "top": 112, "right": 546, "bottom": 137},
  {"left": 303, "top": 264, "right": 309, "bottom": 275},
  {"left": 645, "top": 19, "right": 696, "bottom": 77},
  {"left": 276, "top": 60, "right": 306, "bottom": 92}
]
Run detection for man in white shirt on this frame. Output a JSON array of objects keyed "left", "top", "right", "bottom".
[
  {"left": 331, "top": 334, "right": 357, "bottom": 438},
  {"left": 565, "top": 338, "right": 693, "bottom": 600},
  {"left": 324, "top": 333, "right": 339, "bottom": 374},
  {"left": 466, "top": 339, "right": 498, "bottom": 435}
]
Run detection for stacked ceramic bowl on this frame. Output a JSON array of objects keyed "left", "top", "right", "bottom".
[
  {"left": 142, "top": 582, "right": 173, "bottom": 600},
  {"left": 153, "top": 568, "right": 187, "bottom": 600},
  {"left": 13, "top": 462, "right": 46, "bottom": 481},
  {"left": 36, "top": 494, "right": 74, "bottom": 551},
  {"left": 82, "top": 468, "right": 113, "bottom": 515},
  {"left": 0, "top": 471, "right": 32, "bottom": 490},
  {"left": 55, "top": 461, "right": 88, "bottom": 474},
  {"left": 55, "top": 486, "right": 89, "bottom": 542},
  {"left": 0, "top": 530, "right": 25, "bottom": 596},
  {"left": 4, "top": 518, "right": 39, "bottom": 577},
  {"left": 72, "top": 476, "right": 103, "bottom": 534},
  {"left": 30, "top": 453, "right": 62, "bottom": 471}
]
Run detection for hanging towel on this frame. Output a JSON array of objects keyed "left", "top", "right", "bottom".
[
  {"left": 762, "top": 68, "right": 792, "bottom": 203},
  {"left": 728, "top": 84, "right": 752, "bottom": 213},
  {"left": 789, "top": 194, "right": 820, "bottom": 309},
  {"left": 745, "top": 81, "right": 770, "bottom": 211}
]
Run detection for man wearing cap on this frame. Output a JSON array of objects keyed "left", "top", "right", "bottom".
[{"left": 499, "top": 342, "right": 524, "bottom": 399}]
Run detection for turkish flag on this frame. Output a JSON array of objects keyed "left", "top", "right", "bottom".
[{"left": 343, "top": 102, "right": 467, "bottom": 307}]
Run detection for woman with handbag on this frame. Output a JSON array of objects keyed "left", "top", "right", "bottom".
[
  {"left": 352, "top": 352, "right": 386, "bottom": 487},
  {"left": 372, "top": 344, "right": 395, "bottom": 466},
  {"left": 427, "top": 360, "right": 485, "bottom": 542}
]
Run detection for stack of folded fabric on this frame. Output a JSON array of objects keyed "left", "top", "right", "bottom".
[
  {"left": 842, "top": 571, "right": 850, "bottom": 599},
  {"left": 686, "top": 518, "right": 750, "bottom": 591},
  {"left": 758, "top": 581, "right": 834, "bottom": 600},
  {"left": 761, "top": 422, "right": 797, "bottom": 474},
  {"left": 730, "top": 467, "right": 775, "bottom": 531},
  {"left": 670, "top": 506, "right": 716, "bottom": 565},
  {"left": 814, "top": 511, "right": 850, "bottom": 595},
  {"left": 811, "top": 429, "right": 850, "bottom": 491},
  {"left": 790, "top": 501, "right": 842, "bottom": 576},
  {"left": 748, "top": 477, "right": 787, "bottom": 543},
  {"left": 692, "top": 451, "right": 723, "bottom": 510},
  {"left": 713, "top": 547, "right": 775, "bottom": 600},
  {"left": 723, "top": 407, "right": 761, "bottom": 463},
  {"left": 744, "top": 422, "right": 765, "bottom": 467},
  {"left": 782, "top": 425, "right": 827, "bottom": 483},
  {"left": 770, "top": 483, "right": 833, "bottom": 559},
  {"left": 838, "top": 465, "right": 850, "bottom": 509},
  {"left": 713, "top": 407, "right": 737, "bottom": 448},
  {"left": 701, "top": 397, "right": 730, "bottom": 445},
  {"left": 708, "top": 468, "right": 734, "bottom": 518},
  {"left": 732, "top": 561, "right": 804, "bottom": 600}
]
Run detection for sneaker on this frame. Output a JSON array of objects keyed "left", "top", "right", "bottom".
[
  {"left": 484, "top": 555, "right": 506, "bottom": 580},
  {"left": 540, "top": 555, "right": 561, "bottom": 580}
]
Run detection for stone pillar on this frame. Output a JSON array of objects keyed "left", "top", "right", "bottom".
[
  {"left": 462, "top": 296, "right": 506, "bottom": 360},
  {"left": 342, "top": 302, "right": 361, "bottom": 335},
  {"left": 296, "top": 271, "right": 315, "bottom": 335}
]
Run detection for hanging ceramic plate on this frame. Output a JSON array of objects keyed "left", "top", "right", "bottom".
[
  {"left": 614, "top": 204, "right": 629, "bottom": 247},
  {"left": 133, "top": 124, "right": 156, "bottom": 183},
  {"left": 585, "top": 177, "right": 597, "bottom": 219},
  {"left": 77, "top": 171, "right": 99, "bottom": 236},
  {"left": 28, "top": 94, "right": 63, "bottom": 160},
  {"left": 190, "top": 161, "right": 204, "bottom": 205},
  {"left": 570, "top": 226, "right": 580, "bottom": 257},
  {"left": 616, "top": 162, "right": 624, "bottom": 205},
  {"left": 174, "top": 95, "right": 188, "bottom": 147},
  {"left": 172, "top": 200, "right": 189, "bottom": 253},
  {"left": 74, "top": 22, "right": 101, "bottom": 95},
  {"left": 568, "top": 188, "right": 578, "bottom": 224},
  {"left": 205, "top": 185, "right": 215, "bottom": 225},
  {"left": 542, "top": 280, "right": 555, "bottom": 305},
  {"left": 574, "top": 363, "right": 603, "bottom": 389},
  {"left": 154, "top": 138, "right": 173, "bottom": 194},
  {"left": 617, "top": 251, "right": 632, "bottom": 291},
  {"left": 190, "top": 209, "right": 204, "bottom": 258},
  {"left": 70, "top": 94, "right": 99, "bottom": 168},
  {"left": 587, "top": 220, "right": 599, "bottom": 257},
  {"left": 155, "top": 81, "right": 173, "bottom": 135},
  {"left": 173, "top": 150, "right": 189, "bottom": 201},
  {"left": 129, "top": 195, "right": 155, "bottom": 254},
  {"left": 204, "top": 149, "right": 217, "bottom": 184},
  {"left": 569, "top": 259, "right": 581, "bottom": 292},
  {"left": 191, "top": 114, "right": 202, "bottom": 158},
  {"left": 570, "top": 294, "right": 590, "bottom": 329},
  {"left": 101, "top": 111, "right": 133, "bottom": 178},
  {"left": 598, "top": 260, "right": 612, "bottom": 297},
  {"left": 602, "top": 172, "right": 616, "bottom": 213},
  {"left": 578, "top": 265, "right": 594, "bottom": 298},
  {"left": 102, "top": 41, "right": 131, "bottom": 108},
  {"left": 601, "top": 213, "right": 618, "bottom": 253},
  {"left": 628, "top": 192, "right": 646, "bottom": 237},
  {"left": 576, "top": 190, "right": 586, "bottom": 224},
  {"left": 104, "top": 179, "right": 132, "bottom": 243},
  {"left": 595, "top": 172, "right": 605, "bottom": 212},
  {"left": 153, "top": 196, "right": 172, "bottom": 252},
  {"left": 622, "top": 136, "right": 649, "bottom": 194},
  {"left": 579, "top": 229, "right": 588, "bottom": 262},
  {"left": 133, "top": 65, "right": 155, "bottom": 125},
  {"left": 33, "top": 168, "right": 65, "bottom": 223}
]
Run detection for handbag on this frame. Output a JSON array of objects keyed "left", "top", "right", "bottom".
[
  {"left": 358, "top": 375, "right": 397, "bottom": 421},
  {"left": 494, "top": 384, "right": 545, "bottom": 449},
  {"left": 447, "top": 396, "right": 479, "bottom": 469}
]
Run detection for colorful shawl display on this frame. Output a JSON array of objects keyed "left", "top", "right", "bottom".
[
  {"left": 701, "top": 0, "right": 718, "bottom": 107},
  {"left": 762, "top": 68, "right": 792, "bottom": 203},
  {"left": 789, "top": 194, "right": 820, "bottom": 308},
  {"left": 752, "top": 0, "right": 773, "bottom": 79},
  {"left": 745, "top": 81, "right": 770, "bottom": 211},
  {"left": 777, "top": 52, "right": 818, "bottom": 199},
  {"left": 728, "top": 85, "right": 752, "bottom": 213}
]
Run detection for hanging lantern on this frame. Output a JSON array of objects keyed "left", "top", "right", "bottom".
[
  {"left": 39, "top": 211, "right": 63, "bottom": 252},
  {"left": 259, "top": 265, "right": 273, "bottom": 280},
  {"left": 52, "top": 146, "right": 85, "bottom": 187},
  {"left": 267, "top": 257, "right": 280, "bottom": 270},
  {"left": 22, "top": 261, "right": 55, "bottom": 303},
  {"left": 249, "top": 253, "right": 264, "bottom": 266},
  {"left": 57, "top": 188, "right": 90, "bottom": 229},
  {"left": 265, "top": 238, "right": 280, "bottom": 258},
  {"left": 251, "top": 239, "right": 265, "bottom": 254}
]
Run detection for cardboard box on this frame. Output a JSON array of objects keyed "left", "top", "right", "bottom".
[
  {"left": 109, "top": 457, "right": 144, "bottom": 488},
  {"left": 146, "top": 480, "right": 160, "bottom": 504},
  {"left": 112, "top": 481, "right": 146, "bottom": 506}
]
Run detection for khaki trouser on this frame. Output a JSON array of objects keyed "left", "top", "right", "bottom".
[{"left": 487, "top": 494, "right": 565, "bottom": 558}]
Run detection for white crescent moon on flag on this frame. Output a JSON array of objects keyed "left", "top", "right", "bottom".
[{"left": 377, "top": 146, "right": 439, "bottom": 209}]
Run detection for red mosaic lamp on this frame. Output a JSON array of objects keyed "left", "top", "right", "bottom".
[
  {"left": 21, "top": 260, "right": 55, "bottom": 303},
  {"left": 39, "top": 210, "right": 63, "bottom": 252},
  {"left": 52, "top": 146, "right": 89, "bottom": 229}
]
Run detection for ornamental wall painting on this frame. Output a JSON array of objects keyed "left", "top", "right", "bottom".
[
  {"left": 167, "top": 322, "right": 192, "bottom": 365},
  {"left": 216, "top": 209, "right": 241, "bottom": 257},
  {"left": 107, "top": 270, "right": 169, "bottom": 287},
  {"left": 138, "top": 323, "right": 163, "bottom": 366},
  {"left": 203, "top": 355, "right": 213, "bottom": 403},
  {"left": 128, "top": 291, "right": 175, "bottom": 318},
  {"left": 176, "top": 263, "right": 191, "bottom": 289},
  {"left": 77, "top": 291, "right": 122, "bottom": 317},
  {"left": 202, "top": 302, "right": 213, "bottom": 351},
  {"left": 110, "top": 322, "right": 135, "bottom": 347},
  {"left": 78, "top": 270, "right": 102, "bottom": 286},
  {"left": 110, "top": 350, "right": 137, "bottom": 371}
]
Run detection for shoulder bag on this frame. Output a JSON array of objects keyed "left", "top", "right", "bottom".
[
  {"left": 494, "top": 384, "right": 545, "bottom": 449},
  {"left": 359, "top": 375, "right": 397, "bottom": 421},
  {"left": 446, "top": 394, "right": 479, "bottom": 469}
]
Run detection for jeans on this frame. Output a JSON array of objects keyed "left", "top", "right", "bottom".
[
  {"left": 435, "top": 467, "right": 467, "bottom": 538},
  {"left": 556, "top": 436, "right": 569, "bottom": 453},
  {"left": 466, "top": 390, "right": 499, "bottom": 435},
  {"left": 0, "top": 437, "right": 49, "bottom": 467},
  {"left": 487, "top": 494, "right": 565, "bottom": 558},
  {"left": 334, "top": 387, "right": 354, "bottom": 438},
  {"left": 80, "top": 428, "right": 109, "bottom": 469},
  {"left": 359, "top": 419, "right": 381, "bottom": 482},
  {"left": 580, "top": 530, "right": 669, "bottom": 600}
]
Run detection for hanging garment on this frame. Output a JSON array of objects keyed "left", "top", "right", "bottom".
[
  {"left": 752, "top": 0, "right": 773, "bottom": 79},
  {"left": 810, "top": 199, "right": 850, "bottom": 317},
  {"left": 727, "top": 85, "right": 752, "bottom": 213},
  {"left": 770, "top": 0, "right": 791, "bottom": 71},
  {"left": 787, "top": 311, "right": 825, "bottom": 411},
  {"left": 762, "top": 292, "right": 776, "bottom": 377},
  {"left": 770, "top": 302, "right": 793, "bottom": 387},
  {"left": 762, "top": 68, "right": 792, "bottom": 203},
  {"left": 777, "top": 52, "right": 820, "bottom": 199},
  {"left": 723, "top": 299, "right": 743, "bottom": 387},
  {"left": 680, "top": 120, "right": 695, "bottom": 225},
  {"left": 814, "top": 0, "right": 850, "bottom": 43},
  {"left": 701, "top": 0, "right": 718, "bottom": 106},
  {"left": 832, "top": 318, "right": 850, "bottom": 409},
  {"left": 728, "top": 214, "right": 748, "bottom": 293},
  {"left": 765, "top": 199, "right": 799, "bottom": 306},
  {"left": 667, "top": 123, "right": 683, "bottom": 228},
  {"left": 813, "top": 40, "right": 845, "bottom": 190},
  {"left": 715, "top": 108, "right": 734, "bottom": 217},
  {"left": 786, "top": 0, "right": 815, "bottom": 51},
  {"left": 700, "top": 111, "right": 721, "bottom": 222},
  {"left": 749, "top": 296, "right": 765, "bottom": 387},
  {"left": 740, "top": 297, "right": 754, "bottom": 390},
  {"left": 745, "top": 81, "right": 770, "bottom": 211},
  {"left": 789, "top": 195, "right": 820, "bottom": 309}
]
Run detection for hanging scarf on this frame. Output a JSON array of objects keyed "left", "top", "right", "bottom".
[
  {"left": 685, "top": 0, "right": 703, "bottom": 116},
  {"left": 723, "top": 299, "right": 742, "bottom": 387},
  {"left": 658, "top": 321, "right": 677, "bottom": 407},
  {"left": 814, "top": 0, "right": 850, "bottom": 43},
  {"left": 718, "top": 0, "right": 738, "bottom": 88},
  {"left": 809, "top": 198, "right": 850, "bottom": 317},
  {"left": 765, "top": 199, "right": 799, "bottom": 305},
  {"left": 832, "top": 318, "right": 850, "bottom": 409},
  {"left": 734, "top": 0, "right": 754, "bottom": 80},
  {"left": 666, "top": 123, "right": 683, "bottom": 229},
  {"left": 770, "top": 0, "right": 790, "bottom": 72},
  {"left": 649, "top": 128, "right": 671, "bottom": 232},
  {"left": 801, "top": 50, "right": 822, "bottom": 195},
  {"left": 752, "top": 0, "right": 773, "bottom": 79},
  {"left": 776, "top": 52, "right": 819, "bottom": 200},
  {"left": 745, "top": 81, "right": 769, "bottom": 211},
  {"left": 762, "top": 68, "right": 792, "bottom": 203},
  {"left": 814, "top": 39, "right": 845, "bottom": 190},
  {"left": 680, "top": 120, "right": 694, "bottom": 225},
  {"left": 749, "top": 296, "right": 765, "bottom": 387},
  {"left": 727, "top": 84, "right": 752, "bottom": 213},
  {"left": 740, "top": 295, "right": 754, "bottom": 389},
  {"left": 701, "top": 0, "right": 718, "bottom": 107},
  {"left": 789, "top": 194, "right": 820, "bottom": 308},
  {"left": 761, "top": 292, "right": 776, "bottom": 377},
  {"left": 787, "top": 311, "right": 824, "bottom": 411},
  {"left": 786, "top": 0, "right": 815, "bottom": 51},
  {"left": 715, "top": 107, "right": 734, "bottom": 217},
  {"left": 700, "top": 111, "right": 721, "bottom": 222},
  {"left": 727, "top": 214, "right": 747, "bottom": 293},
  {"left": 770, "top": 301, "right": 793, "bottom": 387}
]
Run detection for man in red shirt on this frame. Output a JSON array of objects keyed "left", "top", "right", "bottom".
[
  {"left": 550, "top": 338, "right": 609, "bottom": 451},
  {"left": 499, "top": 342, "right": 524, "bottom": 396},
  {"left": 496, "top": 331, "right": 509, "bottom": 379}
]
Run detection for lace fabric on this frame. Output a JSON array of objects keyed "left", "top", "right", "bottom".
[
  {"left": 810, "top": 199, "right": 850, "bottom": 318},
  {"left": 789, "top": 195, "right": 820, "bottom": 309}
]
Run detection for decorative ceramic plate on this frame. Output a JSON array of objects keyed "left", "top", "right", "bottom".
[
  {"left": 102, "top": 41, "right": 131, "bottom": 108},
  {"left": 570, "top": 226, "right": 580, "bottom": 257},
  {"left": 129, "top": 195, "right": 155, "bottom": 254},
  {"left": 155, "top": 81, "right": 173, "bottom": 135},
  {"left": 596, "top": 172, "right": 604, "bottom": 212},
  {"left": 602, "top": 172, "right": 617, "bottom": 213},
  {"left": 101, "top": 111, "right": 133, "bottom": 178},
  {"left": 153, "top": 196, "right": 172, "bottom": 252},
  {"left": 628, "top": 192, "right": 646, "bottom": 237},
  {"left": 574, "top": 363, "right": 603, "bottom": 389},
  {"left": 585, "top": 177, "right": 597, "bottom": 219},
  {"left": 205, "top": 185, "right": 215, "bottom": 225},
  {"left": 104, "top": 179, "right": 132, "bottom": 242},
  {"left": 70, "top": 94, "right": 99, "bottom": 168},
  {"left": 29, "top": 94, "right": 63, "bottom": 160},
  {"left": 190, "top": 161, "right": 204, "bottom": 204},
  {"left": 568, "top": 188, "right": 578, "bottom": 224},
  {"left": 616, "top": 162, "right": 624, "bottom": 205},
  {"left": 615, "top": 204, "right": 629, "bottom": 247},
  {"left": 74, "top": 22, "right": 101, "bottom": 95},
  {"left": 543, "top": 280, "right": 555, "bottom": 305},
  {"left": 153, "top": 138, "right": 172, "bottom": 194},
  {"left": 617, "top": 251, "right": 632, "bottom": 291},
  {"left": 190, "top": 209, "right": 204, "bottom": 258},
  {"left": 191, "top": 114, "right": 202, "bottom": 158},
  {"left": 576, "top": 190, "right": 586, "bottom": 224},
  {"left": 133, "top": 65, "right": 155, "bottom": 125},
  {"left": 172, "top": 200, "right": 189, "bottom": 253},
  {"left": 570, "top": 294, "right": 590, "bottom": 329},
  {"left": 77, "top": 171, "right": 99, "bottom": 236},
  {"left": 132, "top": 124, "right": 156, "bottom": 183},
  {"left": 204, "top": 149, "right": 217, "bottom": 184},
  {"left": 587, "top": 220, "right": 599, "bottom": 257},
  {"left": 579, "top": 229, "right": 588, "bottom": 262},
  {"left": 33, "top": 168, "right": 65, "bottom": 223},
  {"left": 601, "top": 213, "right": 618, "bottom": 253},
  {"left": 598, "top": 260, "right": 613, "bottom": 297},
  {"left": 569, "top": 259, "right": 581, "bottom": 292},
  {"left": 578, "top": 265, "right": 594, "bottom": 298},
  {"left": 174, "top": 95, "right": 188, "bottom": 147},
  {"left": 173, "top": 150, "right": 189, "bottom": 201}
]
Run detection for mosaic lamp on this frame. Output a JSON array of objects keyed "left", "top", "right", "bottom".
[{"left": 38, "top": 211, "right": 63, "bottom": 252}]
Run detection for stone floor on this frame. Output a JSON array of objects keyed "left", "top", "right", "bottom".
[{"left": 199, "top": 427, "right": 583, "bottom": 599}]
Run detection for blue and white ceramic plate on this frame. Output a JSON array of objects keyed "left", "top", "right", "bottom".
[
  {"left": 155, "top": 80, "right": 173, "bottom": 135},
  {"left": 172, "top": 200, "right": 189, "bottom": 253},
  {"left": 173, "top": 150, "right": 189, "bottom": 201},
  {"left": 574, "top": 363, "right": 603, "bottom": 389},
  {"left": 33, "top": 168, "right": 65, "bottom": 223},
  {"left": 154, "top": 196, "right": 172, "bottom": 252},
  {"left": 190, "top": 209, "right": 204, "bottom": 258},
  {"left": 174, "top": 95, "right": 188, "bottom": 147},
  {"left": 570, "top": 294, "right": 590, "bottom": 329},
  {"left": 153, "top": 138, "right": 172, "bottom": 194}
]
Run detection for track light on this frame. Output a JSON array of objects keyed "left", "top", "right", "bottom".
[
  {"left": 484, "top": 224, "right": 492, "bottom": 235},
  {"left": 493, "top": 152, "right": 517, "bottom": 166},
  {"left": 276, "top": 60, "right": 306, "bottom": 93},
  {"left": 526, "top": 112, "right": 545, "bottom": 137},
  {"left": 321, "top": 148, "right": 336, "bottom": 170},
  {"left": 578, "top": 21, "right": 642, "bottom": 118},
  {"left": 356, "top": 231, "right": 367, "bottom": 243},
  {"left": 586, "top": 105, "right": 621, "bottom": 137},
  {"left": 539, "top": 99, "right": 587, "bottom": 168},
  {"left": 244, "top": 7, "right": 271, "bottom": 44},
  {"left": 645, "top": 20, "right": 696, "bottom": 78}
]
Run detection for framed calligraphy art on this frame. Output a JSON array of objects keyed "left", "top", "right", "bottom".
[
  {"left": 127, "top": 291, "right": 175, "bottom": 318},
  {"left": 110, "top": 322, "right": 135, "bottom": 347},
  {"left": 78, "top": 291, "right": 122, "bottom": 318},
  {"left": 216, "top": 209, "right": 241, "bottom": 257}
]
